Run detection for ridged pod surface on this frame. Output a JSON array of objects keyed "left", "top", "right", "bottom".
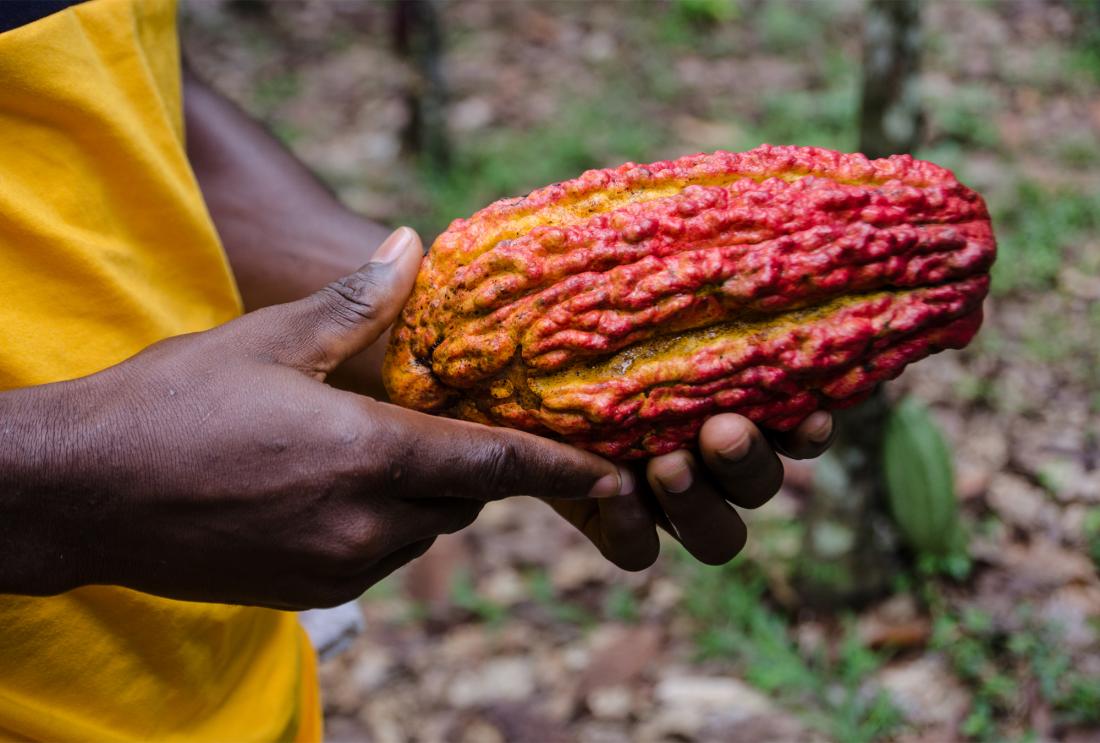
[{"left": 383, "top": 145, "right": 995, "bottom": 459}]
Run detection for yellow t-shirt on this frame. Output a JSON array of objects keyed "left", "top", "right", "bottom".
[{"left": 0, "top": 0, "right": 321, "bottom": 739}]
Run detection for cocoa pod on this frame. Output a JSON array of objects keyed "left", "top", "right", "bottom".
[
  {"left": 883, "top": 397, "right": 963, "bottom": 557},
  {"left": 383, "top": 145, "right": 996, "bottom": 459}
]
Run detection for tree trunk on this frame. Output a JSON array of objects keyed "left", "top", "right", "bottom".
[
  {"left": 794, "top": 0, "right": 923, "bottom": 609},
  {"left": 859, "top": 0, "right": 923, "bottom": 159},
  {"left": 394, "top": 0, "right": 450, "bottom": 171}
]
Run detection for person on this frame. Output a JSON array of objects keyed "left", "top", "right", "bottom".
[{"left": 0, "top": 0, "right": 835, "bottom": 739}]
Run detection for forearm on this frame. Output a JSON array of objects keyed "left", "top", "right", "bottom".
[
  {"left": 183, "top": 67, "right": 396, "bottom": 395},
  {"left": 182, "top": 66, "right": 392, "bottom": 310},
  {"left": 0, "top": 380, "right": 102, "bottom": 596}
]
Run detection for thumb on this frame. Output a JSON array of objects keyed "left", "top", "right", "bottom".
[{"left": 270, "top": 227, "right": 423, "bottom": 377}]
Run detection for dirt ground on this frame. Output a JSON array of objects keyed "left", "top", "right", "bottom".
[{"left": 183, "top": 1, "right": 1100, "bottom": 741}]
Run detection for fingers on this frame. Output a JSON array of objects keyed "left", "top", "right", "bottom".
[
  {"left": 375, "top": 403, "right": 631, "bottom": 503},
  {"left": 264, "top": 227, "right": 424, "bottom": 377},
  {"left": 698, "top": 414, "right": 784, "bottom": 509},
  {"left": 647, "top": 450, "right": 747, "bottom": 565},
  {"left": 546, "top": 490, "right": 660, "bottom": 572},
  {"left": 768, "top": 410, "right": 835, "bottom": 460},
  {"left": 593, "top": 491, "right": 661, "bottom": 571}
]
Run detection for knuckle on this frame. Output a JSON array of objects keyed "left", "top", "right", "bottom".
[
  {"left": 602, "top": 495, "right": 658, "bottom": 540},
  {"left": 475, "top": 436, "right": 524, "bottom": 497},
  {"left": 324, "top": 518, "right": 384, "bottom": 571},
  {"left": 322, "top": 536, "right": 365, "bottom": 572},
  {"left": 324, "top": 408, "right": 369, "bottom": 449},
  {"left": 318, "top": 270, "right": 385, "bottom": 328},
  {"left": 612, "top": 508, "right": 658, "bottom": 536}
]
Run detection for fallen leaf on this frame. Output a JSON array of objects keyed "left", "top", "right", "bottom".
[{"left": 576, "top": 624, "right": 662, "bottom": 698}]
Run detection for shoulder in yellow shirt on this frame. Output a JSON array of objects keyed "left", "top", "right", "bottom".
[{"left": 0, "top": 0, "right": 320, "bottom": 739}]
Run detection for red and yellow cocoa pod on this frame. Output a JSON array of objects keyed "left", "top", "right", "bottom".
[{"left": 383, "top": 145, "right": 996, "bottom": 459}]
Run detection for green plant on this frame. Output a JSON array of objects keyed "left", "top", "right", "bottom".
[
  {"left": 1083, "top": 508, "right": 1100, "bottom": 568},
  {"left": 252, "top": 70, "right": 300, "bottom": 112},
  {"left": 410, "top": 94, "right": 663, "bottom": 238},
  {"left": 450, "top": 569, "right": 506, "bottom": 625},
  {"left": 925, "top": 85, "right": 1002, "bottom": 150},
  {"left": 526, "top": 568, "right": 597, "bottom": 627},
  {"left": 883, "top": 398, "right": 965, "bottom": 557},
  {"left": 677, "top": 554, "right": 904, "bottom": 742},
  {"left": 757, "top": 1, "right": 825, "bottom": 54},
  {"left": 674, "top": 0, "right": 740, "bottom": 26},
  {"left": 748, "top": 72, "right": 858, "bottom": 151},
  {"left": 990, "top": 181, "right": 1100, "bottom": 295},
  {"left": 926, "top": 585, "right": 1100, "bottom": 740},
  {"left": 603, "top": 584, "right": 642, "bottom": 624},
  {"left": 1054, "top": 135, "right": 1100, "bottom": 170},
  {"left": 1068, "top": 0, "right": 1100, "bottom": 83}
]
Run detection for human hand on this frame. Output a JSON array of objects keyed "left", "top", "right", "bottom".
[
  {"left": 546, "top": 412, "right": 834, "bottom": 570},
  {"left": 17, "top": 228, "right": 627, "bottom": 609}
]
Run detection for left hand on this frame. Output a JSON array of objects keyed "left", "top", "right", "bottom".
[{"left": 545, "top": 411, "right": 835, "bottom": 569}]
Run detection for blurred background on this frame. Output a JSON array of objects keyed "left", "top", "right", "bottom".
[{"left": 183, "top": 1, "right": 1099, "bottom": 741}]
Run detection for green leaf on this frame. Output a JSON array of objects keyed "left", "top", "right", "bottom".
[{"left": 882, "top": 398, "right": 961, "bottom": 556}]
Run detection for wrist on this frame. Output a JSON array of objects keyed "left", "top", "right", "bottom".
[{"left": 0, "top": 375, "right": 116, "bottom": 594}]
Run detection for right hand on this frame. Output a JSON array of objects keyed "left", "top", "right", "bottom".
[{"left": 34, "top": 228, "right": 627, "bottom": 609}]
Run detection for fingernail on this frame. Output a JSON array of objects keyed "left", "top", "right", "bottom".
[
  {"left": 588, "top": 467, "right": 634, "bottom": 499},
  {"left": 371, "top": 226, "right": 417, "bottom": 264},
  {"left": 718, "top": 429, "right": 752, "bottom": 461},
  {"left": 805, "top": 411, "right": 833, "bottom": 443},
  {"left": 617, "top": 467, "right": 635, "bottom": 496},
  {"left": 655, "top": 459, "right": 692, "bottom": 494}
]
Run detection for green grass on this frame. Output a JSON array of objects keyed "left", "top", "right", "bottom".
[
  {"left": 925, "top": 585, "right": 1100, "bottom": 740},
  {"left": 448, "top": 566, "right": 599, "bottom": 629},
  {"left": 526, "top": 568, "right": 597, "bottom": 627},
  {"left": 654, "top": 0, "right": 741, "bottom": 56},
  {"left": 1084, "top": 509, "right": 1100, "bottom": 569},
  {"left": 718, "top": 47, "right": 859, "bottom": 152},
  {"left": 1054, "top": 135, "right": 1100, "bottom": 170},
  {"left": 603, "top": 584, "right": 642, "bottom": 624},
  {"left": 450, "top": 569, "right": 507, "bottom": 626},
  {"left": 676, "top": 553, "right": 904, "bottom": 742},
  {"left": 675, "top": 542, "right": 1100, "bottom": 742},
  {"left": 1068, "top": 0, "right": 1100, "bottom": 83},
  {"left": 407, "top": 94, "right": 664, "bottom": 238},
  {"left": 1019, "top": 307, "right": 1092, "bottom": 368},
  {"left": 1069, "top": 39, "right": 1100, "bottom": 84},
  {"left": 673, "top": 0, "right": 741, "bottom": 27},
  {"left": 756, "top": 0, "right": 830, "bottom": 54},
  {"left": 252, "top": 70, "right": 300, "bottom": 112},
  {"left": 409, "top": 3, "right": 863, "bottom": 236},
  {"left": 989, "top": 181, "right": 1100, "bottom": 295},
  {"left": 747, "top": 78, "right": 858, "bottom": 151},
  {"left": 925, "top": 84, "right": 1002, "bottom": 150}
]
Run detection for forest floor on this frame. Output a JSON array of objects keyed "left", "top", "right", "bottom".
[{"left": 183, "top": 1, "right": 1100, "bottom": 741}]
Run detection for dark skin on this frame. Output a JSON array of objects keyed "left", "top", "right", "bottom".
[
  {"left": 0, "top": 69, "right": 833, "bottom": 610},
  {"left": 183, "top": 68, "right": 835, "bottom": 572}
]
